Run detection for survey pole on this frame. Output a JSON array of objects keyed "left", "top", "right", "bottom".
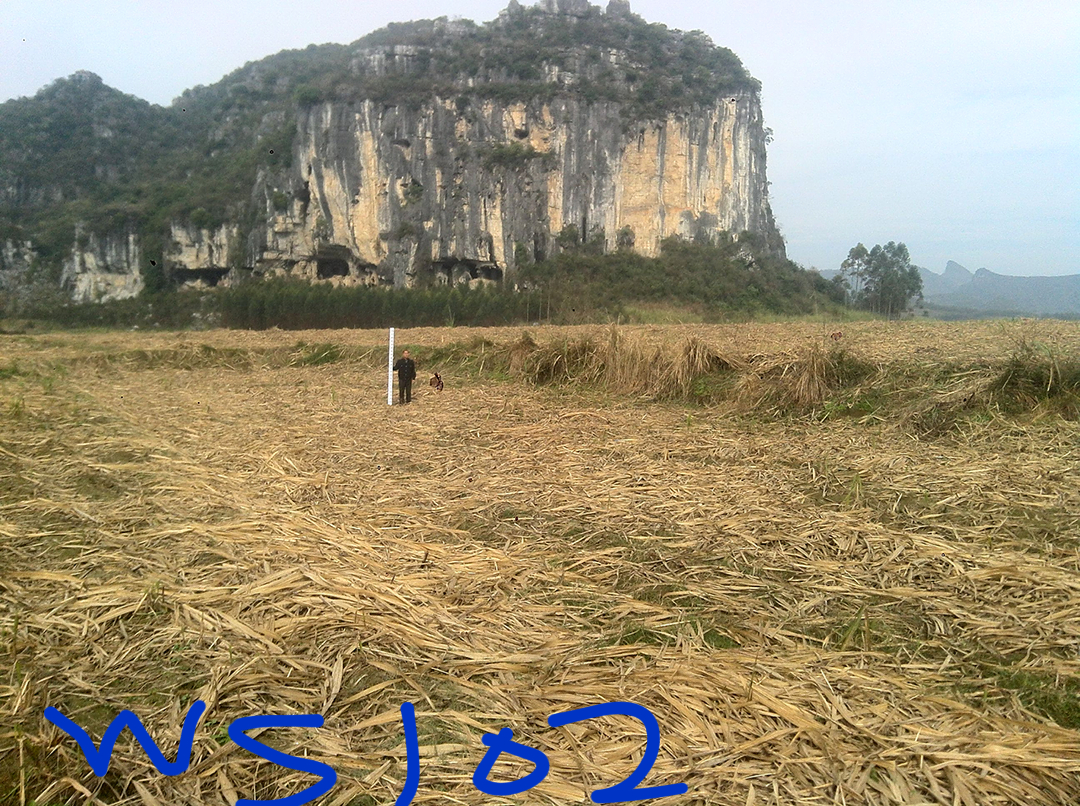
[{"left": 387, "top": 327, "right": 395, "bottom": 406}]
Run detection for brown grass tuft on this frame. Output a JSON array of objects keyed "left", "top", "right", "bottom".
[{"left": 734, "top": 341, "right": 877, "bottom": 412}]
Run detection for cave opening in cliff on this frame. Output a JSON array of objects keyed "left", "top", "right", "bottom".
[
  {"left": 476, "top": 264, "right": 503, "bottom": 282},
  {"left": 430, "top": 258, "right": 465, "bottom": 285},
  {"left": 173, "top": 268, "right": 229, "bottom": 287},
  {"left": 429, "top": 258, "right": 503, "bottom": 286},
  {"left": 317, "top": 257, "right": 349, "bottom": 279},
  {"left": 431, "top": 260, "right": 453, "bottom": 285},
  {"left": 315, "top": 245, "right": 353, "bottom": 279}
]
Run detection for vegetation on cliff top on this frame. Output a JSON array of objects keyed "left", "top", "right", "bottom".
[{"left": 320, "top": 2, "right": 758, "bottom": 113}]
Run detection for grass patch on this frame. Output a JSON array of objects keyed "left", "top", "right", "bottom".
[
  {"left": 5, "top": 396, "right": 26, "bottom": 419},
  {"left": 409, "top": 337, "right": 510, "bottom": 380},
  {"left": 602, "top": 623, "right": 670, "bottom": 647},
  {"left": 992, "top": 670, "right": 1080, "bottom": 728},
  {"left": 629, "top": 581, "right": 682, "bottom": 605},
  {"left": 72, "top": 467, "right": 127, "bottom": 501},
  {"left": 510, "top": 328, "right": 744, "bottom": 403},
  {"left": 961, "top": 664, "right": 1080, "bottom": 729},
  {"left": 901, "top": 335, "right": 1080, "bottom": 433},
  {"left": 702, "top": 628, "right": 740, "bottom": 649},
  {"left": 989, "top": 340, "right": 1080, "bottom": 418},
  {"left": 288, "top": 341, "right": 344, "bottom": 366},
  {"left": 87, "top": 344, "right": 255, "bottom": 371},
  {"left": 343, "top": 796, "right": 378, "bottom": 806}
]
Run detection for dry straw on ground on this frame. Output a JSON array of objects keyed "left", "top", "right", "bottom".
[{"left": 2, "top": 319, "right": 1079, "bottom": 806}]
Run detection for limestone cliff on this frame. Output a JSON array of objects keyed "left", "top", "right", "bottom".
[
  {"left": 1, "top": 230, "right": 143, "bottom": 304},
  {"left": 0, "top": 0, "right": 784, "bottom": 303},
  {"left": 64, "top": 228, "right": 144, "bottom": 302},
  {"left": 247, "top": 90, "right": 777, "bottom": 288}
]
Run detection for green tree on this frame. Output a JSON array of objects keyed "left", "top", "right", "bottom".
[
  {"left": 555, "top": 224, "right": 581, "bottom": 251},
  {"left": 839, "top": 241, "right": 923, "bottom": 318}
]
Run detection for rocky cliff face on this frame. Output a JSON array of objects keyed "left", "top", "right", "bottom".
[
  {"left": 0, "top": 0, "right": 784, "bottom": 303},
  {"left": 64, "top": 228, "right": 144, "bottom": 301},
  {"left": 1, "top": 230, "right": 143, "bottom": 304},
  {"left": 246, "top": 90, "right": 778, "bottom": 288}
]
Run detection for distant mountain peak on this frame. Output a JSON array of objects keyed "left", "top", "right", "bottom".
[
  {"left": 940, "top": 261, "right": 973, "bottom": 288},
  {"left": 919, "top": 260, "right": 973, "bottom": 297},
  {"left": 926, "top": 265, "right": 1080, "bottom": 316}
]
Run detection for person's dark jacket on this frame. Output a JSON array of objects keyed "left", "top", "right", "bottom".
[{"left": 393, "top": 357, "right": 416, "bottom": 381}]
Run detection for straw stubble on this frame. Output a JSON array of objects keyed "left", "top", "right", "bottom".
[{"left": 1, "top": 320, "right": 1078, "bottom": 806}]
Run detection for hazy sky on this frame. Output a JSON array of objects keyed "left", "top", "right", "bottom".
[{"left": 3, "top": 0, "right": 1077, "bottom": 276}]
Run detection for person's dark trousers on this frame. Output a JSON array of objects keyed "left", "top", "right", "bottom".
[{"left": 399, "top": 376, "right": 412, "bottom": 404}]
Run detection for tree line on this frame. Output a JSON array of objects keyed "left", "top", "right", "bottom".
[
  {"left": 832, "top": 242, "right": 924, "bottom": 319},
  {"left": 217, "top": 281, "right": 541, "bottom": 329},
  {"left": 9, "top": 237, "right": 928, "bottom": 330}
]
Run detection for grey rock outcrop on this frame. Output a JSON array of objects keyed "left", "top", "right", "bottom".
[{"left": 62, "top": 227, "right": 144, "bottom": 302}]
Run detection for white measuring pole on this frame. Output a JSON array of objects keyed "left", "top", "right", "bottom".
[{"left": 387, "top": 327, "right": 395, "bottom": 406}]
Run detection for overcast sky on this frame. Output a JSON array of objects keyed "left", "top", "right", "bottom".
[{"left": 2, "top": 0, "right": 1077, "bottom": 276}]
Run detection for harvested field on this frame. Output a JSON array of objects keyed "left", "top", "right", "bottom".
[{"left": 2, "top": 319, "right": 1079, "bottom": 806}]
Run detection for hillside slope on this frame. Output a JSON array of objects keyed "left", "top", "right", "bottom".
[{"left": 931, "top": 267, "right": 1080, "bottom": 316}]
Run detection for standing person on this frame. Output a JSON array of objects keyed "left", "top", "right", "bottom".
[{"left": 393, "top": 349, "right": 416, "bottom": 404}]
